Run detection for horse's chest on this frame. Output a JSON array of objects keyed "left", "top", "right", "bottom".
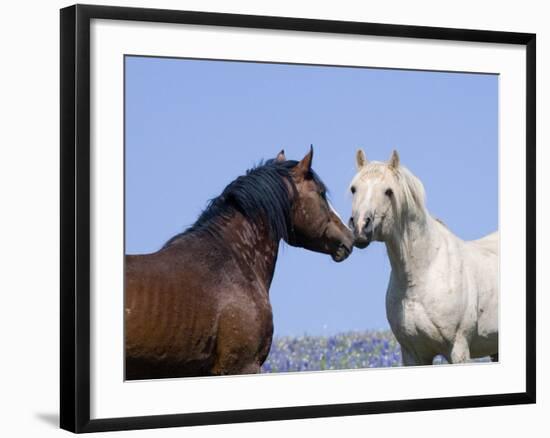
[
  {"left": 387, "top": 295, "right": 418, "bottom": 337},
  {"left": 386, "top": 292, "right": 446, "bottom": 347},
  {"left": 218, "top": 287, "right": 274, "bottom": 343}
]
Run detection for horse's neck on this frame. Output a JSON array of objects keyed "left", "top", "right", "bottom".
[
  {"left": 217, "top": 213, "right": 280, "bottom": 289},
  {"left": 385, "top": 212, "right": 443, "bottom": 287}
]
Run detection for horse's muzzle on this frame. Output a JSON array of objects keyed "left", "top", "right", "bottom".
[
  {"left": 353, "top": 233, "right": 371, "bottom": 249},
  {"left": 352, "top": 216, "right": 373, "bottom": 249},
  {"left": 332, "top": 242, "right": 352, "bottom": 262}
]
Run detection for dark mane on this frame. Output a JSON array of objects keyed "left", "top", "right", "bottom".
[{"left": 163, "top": 159, "right": 327, "bottom": 247}]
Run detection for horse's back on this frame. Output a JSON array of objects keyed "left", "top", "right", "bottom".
[{"left": 469, "top": 231, "right": 498, "bottom": 256}]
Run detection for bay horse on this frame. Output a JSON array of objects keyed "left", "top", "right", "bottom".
[
  {"left": 125, "top": 148, "right": 354, "bottom": 379},
  {"left": 348, "top": 149, "right": 498, "bottom": 365}
]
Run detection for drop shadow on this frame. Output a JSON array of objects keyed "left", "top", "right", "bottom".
[{"left": 35, "top": 412, "right": 59, "bottom": 429}]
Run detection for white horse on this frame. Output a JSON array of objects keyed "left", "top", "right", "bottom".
[{"left": 349, "top": 149, "right": 498, "bottom": 365}]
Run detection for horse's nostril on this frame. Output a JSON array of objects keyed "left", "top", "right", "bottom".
[
  {"left": 348, "top": 217, "right": 354, "bottom": 229},
  {"left": 363, "top": 216, "right": 374, "bottom": 234}
]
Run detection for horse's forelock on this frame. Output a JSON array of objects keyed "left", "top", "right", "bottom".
[{"left": 356, "top": 161, "right": 426, "bottom": 218}]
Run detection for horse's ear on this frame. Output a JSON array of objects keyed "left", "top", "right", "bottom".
[
  {"left": 356, "top": 149, "right": 368, "bottom": 170},
  {"left": 388, "top": 150, "right": 400, "bottom": 169},
  {"left": 295, "top": 145, "right": 314, "bottom": 175},
  {"left": 275, "top": 149, "right": 286, "bottom": 162}
]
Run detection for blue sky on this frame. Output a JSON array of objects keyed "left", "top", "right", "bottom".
[{"left": 125, "top": 56, "right": 498, "bottom": 336}]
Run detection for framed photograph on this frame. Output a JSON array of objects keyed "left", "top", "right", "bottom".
[{"left": 60, "top": 4, "right": 536, "bottom": 433}]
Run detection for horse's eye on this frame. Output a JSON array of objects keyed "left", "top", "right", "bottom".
[
  {"left": 350, "top": 186, "right": 356, "bottom": 194},
  {"left": 385, "top": 188, "right": 393, "bottom": 197}
]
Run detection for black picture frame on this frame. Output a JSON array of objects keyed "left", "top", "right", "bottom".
[{"left": 60, "top": 4, "right": 536, "bottom": 433}]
